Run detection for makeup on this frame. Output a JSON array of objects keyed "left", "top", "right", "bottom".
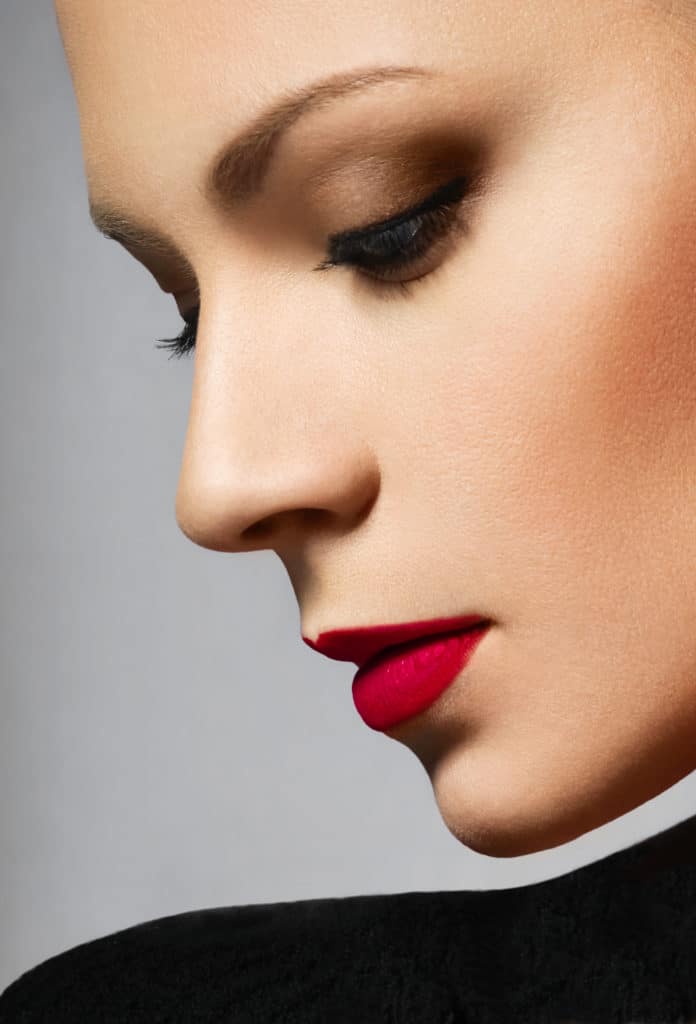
[{"left": 303, "top": 616, "right": 491, "bottom": 731}]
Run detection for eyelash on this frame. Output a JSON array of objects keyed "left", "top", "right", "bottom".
[{"left": 154, "top": 174, "right": 473, "bottom": 360}]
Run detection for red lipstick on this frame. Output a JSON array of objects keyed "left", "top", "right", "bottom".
[{"left": 303, "top": 615, "right": 491, "bottom": 731}]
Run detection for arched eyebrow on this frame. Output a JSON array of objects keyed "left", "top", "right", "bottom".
[{"left": 88, "top": 63, "right": 434, "bottom": 262}]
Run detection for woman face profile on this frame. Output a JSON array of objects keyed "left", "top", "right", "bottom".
[{"left": 53, "top": 0, "right": 696, "bottom": 859}]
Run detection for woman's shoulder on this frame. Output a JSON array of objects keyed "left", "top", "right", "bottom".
[
  {"left": 0, "top": 889, "right": 497, "bottom": 1024},
  {"left": 2, "top": 855, "right": 696, "bottom": 1023}
]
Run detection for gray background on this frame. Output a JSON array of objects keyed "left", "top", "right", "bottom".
[{"left": 2, "top": 0, "right": 695, "bottom": 992}]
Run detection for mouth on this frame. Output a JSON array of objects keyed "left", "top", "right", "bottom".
[{"left": 302, "top": 613, "right": 491, "bottom": 670}]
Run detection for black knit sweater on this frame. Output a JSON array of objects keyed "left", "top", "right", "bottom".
[{"left": 2, "top": 812, "right": 696, "bottom": 1023}]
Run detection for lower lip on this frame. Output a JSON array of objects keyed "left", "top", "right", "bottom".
[{"left": 351, "top": 624, "right": 490, "bottom": 732}]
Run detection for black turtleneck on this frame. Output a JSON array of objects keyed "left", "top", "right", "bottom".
[{"left": 2, "top": 813, "right": 696, "bottom": 1023}]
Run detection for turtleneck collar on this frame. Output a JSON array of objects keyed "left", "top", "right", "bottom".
[{"left": 583, "top": 809, "right": 696, "bottom": 882}]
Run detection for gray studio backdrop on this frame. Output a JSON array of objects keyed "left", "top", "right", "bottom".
[{"left": 2, "top": 0, "right": 696, "bottom": 992}]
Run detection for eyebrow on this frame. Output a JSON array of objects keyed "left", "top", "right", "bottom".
[{"left": 88, "top": 63, "right": 434, "bottom": 261}]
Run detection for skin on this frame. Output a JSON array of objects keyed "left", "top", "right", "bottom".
[{"left": 54, "top": 0, "right": 696, "bottom": 857}]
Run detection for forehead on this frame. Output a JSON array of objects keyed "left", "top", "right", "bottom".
[
  {"left": 54, "top": 0, "right": 555, "bottom": 203},
  {"left": 54, "top": 0, "right": 677, "bottom": 250}
]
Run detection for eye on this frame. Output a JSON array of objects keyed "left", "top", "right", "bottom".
[
  {"left": 314, "top": 173, "right": 473, "bottom": 293},
  {"left": 154, "top": 173, "right": 474, "bottom": 360}
]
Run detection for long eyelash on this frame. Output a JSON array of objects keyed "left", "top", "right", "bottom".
[
  {"left": 155, "top": 305, "right": 199, "bottom": 360},
  {"left": 155, "top": 173, "right": 474, "bottom": 359}
]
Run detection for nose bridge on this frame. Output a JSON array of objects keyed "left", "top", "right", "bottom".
[{"left": 174, "top": 290, "right": 380, "bottom": 553}]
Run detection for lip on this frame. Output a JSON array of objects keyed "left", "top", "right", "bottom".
[
  {"left": 303, "top": 614, "right": 491, "bottom": 732},
  {"left": 302, "top": 614, "right": 490, "bottom": 669}
]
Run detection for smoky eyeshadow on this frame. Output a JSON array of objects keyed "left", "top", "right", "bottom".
[{"left": 299, "top": 125, "right": 493, "bottom": 239}]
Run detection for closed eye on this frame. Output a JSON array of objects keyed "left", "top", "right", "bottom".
[
  {"left": 314, "top": 173, "right": 472, "bottom": 286},
  {"left": 155, "top": 173, "right": 475, "bottom": 360}
]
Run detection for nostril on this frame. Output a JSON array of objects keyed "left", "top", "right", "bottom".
[
  {"left": 242, "top": 518, "right": 273, "bottom": 542},
  {"left": 242, "top": 506, "right": 328, "bottom": 541}
]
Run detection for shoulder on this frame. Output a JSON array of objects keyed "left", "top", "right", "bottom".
[{"left": 0, "top": 890, "right": 494, "bottom": 1023}]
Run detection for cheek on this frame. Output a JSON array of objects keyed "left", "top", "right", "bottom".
[
  {"left": 390, "top": 102, "right": 696, "bottom": 855},
  {"left": 440, "top": 99, "right": 696, "bottom": 633},
  {"left": 506, "top": 195, "right": 694, "bottom": 617}
]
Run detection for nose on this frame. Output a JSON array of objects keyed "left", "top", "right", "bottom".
[{"left": 174, "top": 309, "right": 381, "bottom": 555}]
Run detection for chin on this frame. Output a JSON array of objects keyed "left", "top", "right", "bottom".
[
  {"left": 421, "top": 740, "right": 655, "bottom": 860},
  {"left": 438, "top": 804, "right": 594, "bottom": 859},
  {"left": 387, "top": 682, "right": 696, "bottom": 859}
]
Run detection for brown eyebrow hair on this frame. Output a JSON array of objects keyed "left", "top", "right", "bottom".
[{"left": 88, "top": 63, "right": 435, "bottom": 262}]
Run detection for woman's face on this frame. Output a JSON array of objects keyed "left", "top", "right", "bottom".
[{"left": 55, "top": 0, "right": 696, "bottom": 857}]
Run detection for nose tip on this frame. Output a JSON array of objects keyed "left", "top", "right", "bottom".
[{"left": 174, "top": 446, "right": 380, "bottom": 554}]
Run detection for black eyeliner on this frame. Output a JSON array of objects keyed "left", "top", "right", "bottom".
[{"left": 320, "top": 174, "right": 471, "bottom": 263}]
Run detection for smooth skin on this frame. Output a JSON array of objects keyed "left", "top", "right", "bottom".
[{"left": 54, "top": 0, "right": 696, "bottom": 857}]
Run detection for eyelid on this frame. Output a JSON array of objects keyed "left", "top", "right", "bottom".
[
  {"left": 327, "top": 174, "right": 472, "bottom": 248},
  {"left": 314, "top": 173, "right": 473, "bottom": 278},
  {"left": 176, "top": 288, "right": 200, "bottom": 324}
]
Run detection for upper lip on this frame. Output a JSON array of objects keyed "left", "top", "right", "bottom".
[{"left": 302, "top": 614, "right": 490, "bottom": 670}]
